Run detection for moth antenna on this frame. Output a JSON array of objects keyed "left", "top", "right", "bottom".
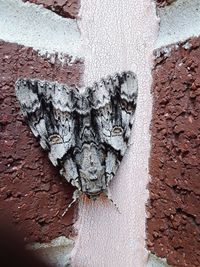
[
  {"left": 104, "top": 189, "right": 121, "bottom": 214},
  {"left": 62, "top": 190, "right": 80, "bottom": 217}
]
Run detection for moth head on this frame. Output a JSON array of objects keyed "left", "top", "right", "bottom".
[{"left": 79, "top": 168, "right": 105, "bottom": 198}]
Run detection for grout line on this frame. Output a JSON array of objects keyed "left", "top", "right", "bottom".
[
  {"left": 0, "top": 0, "right": 83, "bottom": 60},
  {"left": 155, "top": 0, "right": 200, "bottom": 49}
]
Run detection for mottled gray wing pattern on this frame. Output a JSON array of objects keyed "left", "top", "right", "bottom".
[
  {"left": 15, "top": 80, "right": 78, "bottom": 166},
  {"left": 15, "top": 71, "right": 138, "bottom": 201},
  {"left": 84, "top": 72, "right": 138, "bottom": 187}
]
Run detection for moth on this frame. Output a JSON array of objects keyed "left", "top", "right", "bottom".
[{"left": 15, "top": 71, "right": 138, "bottom": 214}]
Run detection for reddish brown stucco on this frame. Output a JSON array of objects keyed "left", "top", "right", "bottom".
[
  {"left": 22, "top": 0, "right": 80, "bottom": 18},
  {"left": 0, "top": 41, "right": 84, "bottom": 242},
  {"left": 147, "top": 37, "right": 200, "bottom": 267}
]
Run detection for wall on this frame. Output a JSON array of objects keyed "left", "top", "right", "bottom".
[
  {"left": 0, "top": 0, "right": 159, "bottom": 266},
  {"left": 0, "top": 0, "right": 83, "bottom": 266},
  {"left": 71, "top": 1, "right": 158, "bottom": 266},
  {"left": 147, "top": 1, "right": 200, "bottom": 266},
  {"left": 1, "top": 0, "right": 199, "bottom": 267},
  {"left": 147, "top": 37, "right": 200, "bottom": 267},
  {"left": 22, "top": 0, "right": 80, "bottom": 18}
]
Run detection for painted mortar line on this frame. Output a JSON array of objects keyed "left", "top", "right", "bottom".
[
  {"left": 71, "top": 0, "right": 159, "bottom": 266},
  {"left": 156, "top": 0, "right": 200, "bottom": 49},
  {"left": 0, "top": 0, "right": 84, "bottom": 62}
]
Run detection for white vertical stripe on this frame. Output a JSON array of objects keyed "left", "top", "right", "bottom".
[{"left": 72, "top": 1, "right": 159, "bottom": 266}]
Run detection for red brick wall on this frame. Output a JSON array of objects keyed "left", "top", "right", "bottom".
[
  {"left": 0, "top": 41, "right": 84, "bottom": 242},
  {"left": 147, "top": 37, "right": 200, "bottom": 267},
  {"left": 22, "top": 0, "right": 80, "bottom": 18}
]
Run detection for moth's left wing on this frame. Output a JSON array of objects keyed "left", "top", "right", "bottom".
[{"left": 15, "top": 79, "right": 77, "bottom": 167}]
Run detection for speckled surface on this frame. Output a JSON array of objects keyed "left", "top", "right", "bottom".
[
  {"left": 0, "top": 41, "right": 84, "bottom": 242},
  {"left": 147, "top": 37, "right": 200, "bottom": 267}
]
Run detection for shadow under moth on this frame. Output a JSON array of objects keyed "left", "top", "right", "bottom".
[{"left": 15, "top": 71, "right": 138, "bottom": 214}]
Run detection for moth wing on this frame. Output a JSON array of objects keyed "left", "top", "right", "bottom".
[
  {"left": 15, "top": 79, "right": 76, "bottom": 167},
  {"left": 94, "top": 71, "right": 138, "bottom": 153},
  {"left": 92, "top": 71, "right": 138, "bottom": 183}
]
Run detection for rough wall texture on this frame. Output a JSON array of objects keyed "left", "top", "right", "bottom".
[
  {"left": 22, "top": 0, "right": 80, "bottom": 18},
  {"left": 0, "top": 40, "right": 84, "bottom": 243},
  {"left": 156, "top": 0, "right": 176, "bottom": 7},
  {"left": 147, "top": 37, "right": 200, "bottom": 267},
  {"left": 71, "top": 0, "right": 158, "bottom": 266}
]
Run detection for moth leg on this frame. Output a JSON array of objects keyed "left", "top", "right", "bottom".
[
  {"left": 104, "top": 189, "right": 121, "bottom": 214},
  {"left": 62, "top": 190, "right": 80, "bottom": 217}
]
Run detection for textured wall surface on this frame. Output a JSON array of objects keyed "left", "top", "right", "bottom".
[
  {"left": 0, "top": 0, "right": 81, "bottom": 58},
  {"left": 147, "top": 37, "right": 200, "bottom": 267},
  {"left": 27, "top": 236, "right": 74, "bottom": 266},
  {"left": 3, "top": 0, "right": 200, "bottom": 266},
  {"left": 71, "top": 1, "right": 159, "bottom": 266},
  {"left": 0, "top": 41, "right": 83, "bottom": 242},
  {"left": 22, "top": 0, "right": 80, "bottom": 18},
  {"left": 156, "top": 0, "right": 200, "bottom": 49}
]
